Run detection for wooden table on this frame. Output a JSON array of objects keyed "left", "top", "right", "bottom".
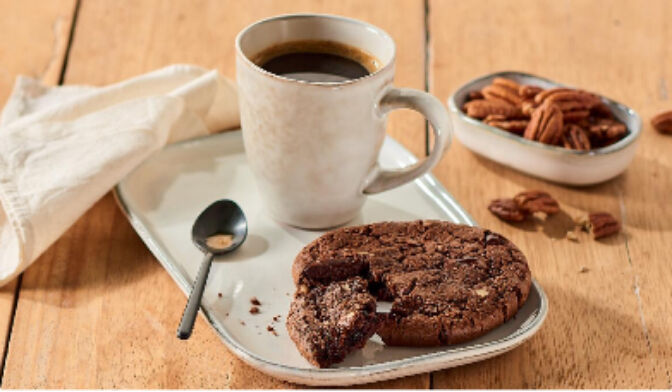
[{"left": 1, "top": 0, "right": 670, "bottom": 388}]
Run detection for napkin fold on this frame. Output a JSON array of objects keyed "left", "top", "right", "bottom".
[{"left": 0, "top": 64, "right": 240, "bottom": 286}]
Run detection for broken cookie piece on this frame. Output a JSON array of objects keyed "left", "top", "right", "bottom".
[{"left": 286, "top": 277, "right": 380, "bottom": 368}]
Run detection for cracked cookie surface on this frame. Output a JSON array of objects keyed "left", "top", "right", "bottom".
[{"left": 288, "top": 220, "right": 532, "bottom": 364}]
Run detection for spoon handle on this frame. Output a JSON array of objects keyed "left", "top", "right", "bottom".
[{"left": 177, "top": 252, "right": 214, "bottom": 339}]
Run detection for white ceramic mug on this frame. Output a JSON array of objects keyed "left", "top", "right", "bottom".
[{"left": 235, "top": 14, "right": 451, "bottom": 229}]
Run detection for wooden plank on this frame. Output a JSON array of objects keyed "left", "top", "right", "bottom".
[
  {"left": 428, "top": 0, "right": 670, "bottom": 388},
  {"left": 0, "top": 0, "right": 76, "bottom": 105},
  {"left": 2, "top": 0, "right": 428, "bottom": 388},
  {"left": 0, "top": 0, "right": 77, "bottom": 377},
  {"left": 617, "top": 0, "right": 672, "bottom": 387}
]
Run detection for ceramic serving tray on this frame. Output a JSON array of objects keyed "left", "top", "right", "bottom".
[{"left": 114, "top": 130, "right": 548, "bottom": 386}]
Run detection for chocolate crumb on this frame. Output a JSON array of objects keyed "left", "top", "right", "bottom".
[
  {"left": 272, "top": 315, "right": 281, "bottom": 322},
  {"left": 250, "top": 297, "right": 261, "bottom": 306},
  {"left": 267, "top": 325, "right": 278, "bottom": 336},
  {"left": 217, "top": 292, "right": 223, "bottom": 298},
  {"left": 249, "top": 306, "right": 260, "bottom": 314}
]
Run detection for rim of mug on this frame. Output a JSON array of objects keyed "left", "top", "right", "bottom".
[{"left": 235, "top": 13, "right": 396, "bottom": 87}]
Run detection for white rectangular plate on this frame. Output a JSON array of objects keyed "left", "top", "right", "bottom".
[{"left": 114, "top": 130, "right": 548, "bottom": 386}]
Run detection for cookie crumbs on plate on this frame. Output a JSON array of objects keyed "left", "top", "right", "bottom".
[
  {"left": 249, "top": 306, "right": 260, "bottom": 314},
  {"left": 267, "top": 325, "right": 278, "bottom": 336},
  {"left": 240, "top": 320, "right": 246, "bottom": 326},
  {"left": 272, "top": 315, "right": 281, "bottom": 322},
  {"left": 217, "top": 292, "right": 223, "bottom": 298},
  {"left": 250, "top": 297, "right": 261, "bottom": 306}
]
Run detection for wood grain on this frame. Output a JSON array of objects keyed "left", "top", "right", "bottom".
[
  {"left": 428, "top": 0, "right": 671, "bottom": 388},
  {"left": 2, "top": 0, "right": 428, "bottom": 388},
  {"left": 0, "top": 0, "right": 77, "bottom": 375},
  {"left": 4, "top": 0, "right": 671, "bottom": 388},
  {"left": 0, "top": 0, "right": 76, "bottom": 104}
]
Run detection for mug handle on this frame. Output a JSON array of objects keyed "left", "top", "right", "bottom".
[{"left": 363, "top": 87, "right": 452, "bottom": 194}]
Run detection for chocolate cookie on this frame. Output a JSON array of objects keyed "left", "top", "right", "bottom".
[
  {"left": 286, "top": 277, "right": 380, "bottom": 368},
  {"left": 288, "top": 220, "right": 532, "bottom": 364}
]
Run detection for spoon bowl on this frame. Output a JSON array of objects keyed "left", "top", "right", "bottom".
[
  {"left": 192, "top": 199, "right": 248, "bottom": 254},
  {"left": 178, "top": 199, "right": 248, "bottom": 339}
]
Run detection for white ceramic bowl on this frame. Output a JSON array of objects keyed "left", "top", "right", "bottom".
[{"left": 447, "top": 71, "right": 642, "bottom": 186}]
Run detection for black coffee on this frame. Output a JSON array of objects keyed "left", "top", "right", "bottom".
[{"left": 253, "top": 40, "right": 381, "bottom": 83}]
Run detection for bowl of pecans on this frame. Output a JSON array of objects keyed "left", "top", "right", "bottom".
[{"left": 447, "top": 71, "right": 641, "bottom": 185}]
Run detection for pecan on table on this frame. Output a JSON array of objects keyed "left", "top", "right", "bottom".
[
  {"left": 513, "top": 190, "right": 560, "bottom": 215},
  {"left": 524, "top": 101, "right": 564, "bottom": 145},
  {"left": 562, "top": 124, "right": 591, "bottom": 150},
  {"left": 488, "top": 198, "right": 527, "bottom": 222},
  {"left": 588, "top": 212, "right": 621, "bottom": 239},
  {"left": 651, "top": 110, "right": 672, "bottom": 134}
]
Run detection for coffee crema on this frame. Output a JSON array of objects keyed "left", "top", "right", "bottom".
[{"left": 252, "top": 40, "right": 382, "bottom": 83}]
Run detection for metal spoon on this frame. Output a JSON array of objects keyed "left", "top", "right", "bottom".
[{"left": 177, "top": 199, "right": 247, "bottom": 339}]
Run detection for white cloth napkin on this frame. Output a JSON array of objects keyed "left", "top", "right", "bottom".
[{"left": 0, "top": 64, "right": 240, "bottom": 286}]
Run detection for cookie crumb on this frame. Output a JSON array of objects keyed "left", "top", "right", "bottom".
[
  {"left": 579, "top": 266, "right": 590, "bottom": 273},
  {"left": 217, "top": 292, "right": 223, "bottom": 298},
  {"left": 249, "top": 306, "right": 260, "bottom": 314},
  {"left": 272, "top": 315, "right": 281, "bottom": 322},
  {"left": 266, "top": 325, "right": 278, "bottom": 336},
  {"left": 566, "top": 230, "right": 579, "bottom": 242},
  {"left": 240, "top": 320, "right": 246, "bottom": 326},
  {"left": 250, "top": 297, "right": 261, "bottom": 306},
  {"left": 574, "top": 215, "right": 591, "bottom": 232}
]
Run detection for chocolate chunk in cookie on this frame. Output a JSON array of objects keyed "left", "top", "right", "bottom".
[{"left": 286, "top": 277, "right": 380, "bottom": 368}]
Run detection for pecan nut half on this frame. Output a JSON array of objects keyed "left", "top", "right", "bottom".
[
  {"left": 587, "top": 118, "right": 627, "bottom": 142},
  {"left": 482, "top": 84, "right": 524, "bottom": 106},
  {"left": 463, "top": 99, "right": 522, "bottom": 119},
  {"left": 563, "top": 109, "right": 591, "bottom": 123},
  {"left": 589, "top": 212, "right": 621, "bottom": 239},
  {"left": 513, "top": 190, "right": 560, "bottom": 214},
  {"left": 518, "top": 85, "right": 543, "bottom": 99},
  {"left": 651, "top": 110, "right": 672, "bottom": 134},
  {"left": 467, "top": 90, "right": 484, "bottom": 101},
  {"left": 484, "top": 115, "right": 529, "bottom": 134},
  {"left": 524, "top": 101, "right": 564, "bottom": 145},
  {"left": 488, "top": 198, "right": 527, "bottom": 222},
  {"left": 562, "top": 124, "right": 591, "bottom": 150},
  {"left": 492, "top": 77, "right": 522, "bottom": 91}
]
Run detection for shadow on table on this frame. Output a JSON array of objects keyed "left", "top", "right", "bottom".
[
  {"left": 472, "top": 152, "right": 672, "bottom": 233},
  {"left": 17, "top": 194, "right": 154, "bottom": 306},
  {"left": 432, "top": 281, "right": 671, "bottom": 388}
]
